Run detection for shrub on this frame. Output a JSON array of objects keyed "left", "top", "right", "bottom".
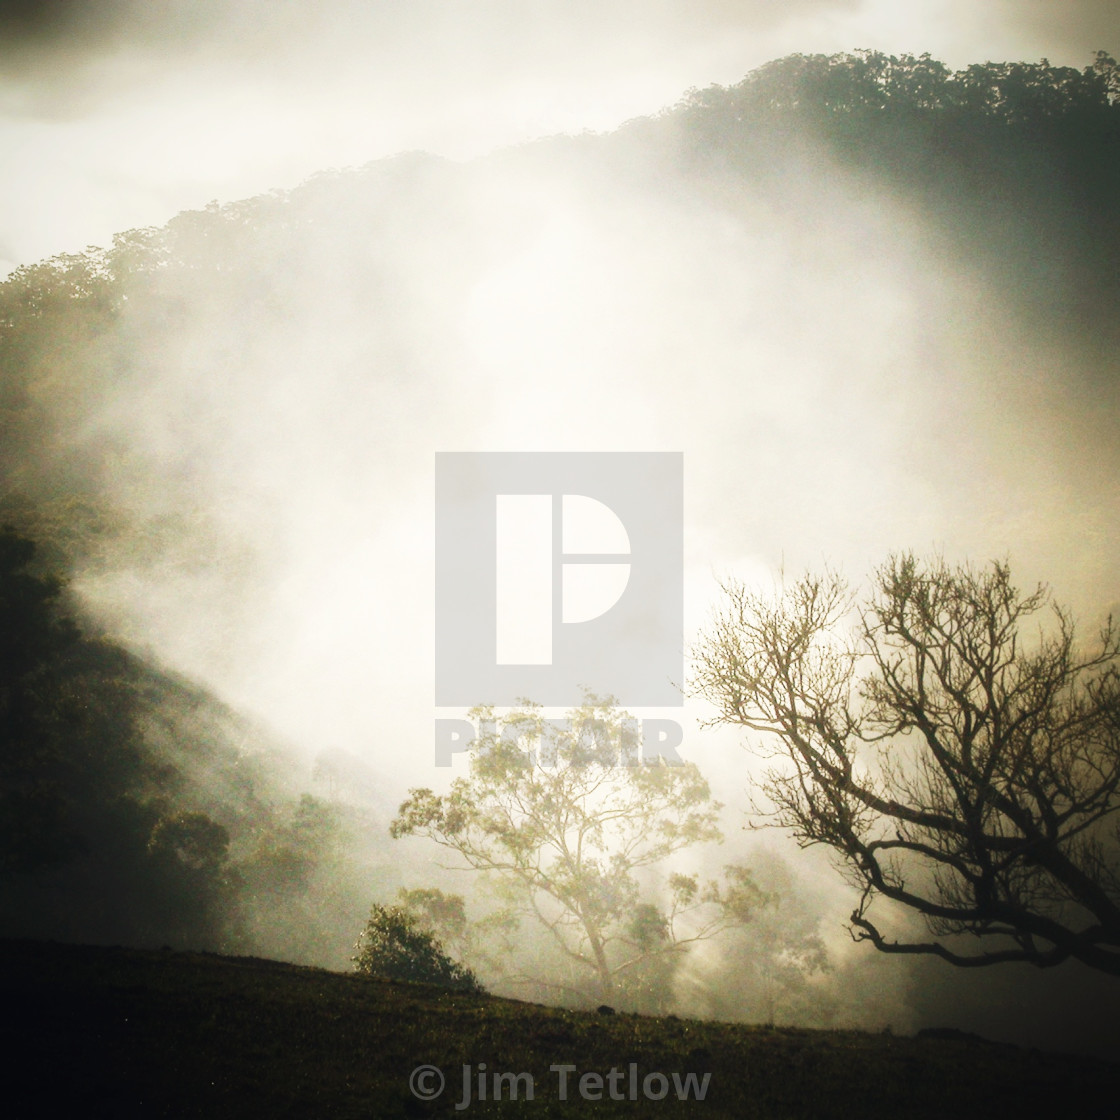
[{"left": 352, "top": 904, "right": 483, "bottom": 993}]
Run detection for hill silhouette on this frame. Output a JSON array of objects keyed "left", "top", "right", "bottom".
[{"left": 2, "top": 938, "right": 1116, "bottom": 1119}]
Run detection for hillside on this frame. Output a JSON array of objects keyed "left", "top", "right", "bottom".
[
  {"left": 2, "top": 47, "right": 1119, "bottom": 1058},
  {"left": 2, "top": 938, "right": 1115, "bottom": 1119},
  {"left": 2, "top": 52, "right": 1117, "bottom": 578},
  {"left": 0, "top": 526, "right": 400, "bottom": 966}
]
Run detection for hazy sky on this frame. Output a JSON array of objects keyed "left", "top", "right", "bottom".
[{"left": 1, "top": 0, "right": 1116, "bottom": 274}]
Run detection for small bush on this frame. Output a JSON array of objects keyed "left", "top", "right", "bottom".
[{"left": 352, "top": 904, "right": 483, "bottom": 993}]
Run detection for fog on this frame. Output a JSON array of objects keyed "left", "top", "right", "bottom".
[
  {"left": 2, "top": 7, "right": 1119, "bottom": 1061},
  {"left": 65, "top": 132, "right": 1120, "bottom": 788}
]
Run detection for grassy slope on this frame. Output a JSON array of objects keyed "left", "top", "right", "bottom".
[{"left": 1, "top": 939, "right": 1114, "bottom": 1119}]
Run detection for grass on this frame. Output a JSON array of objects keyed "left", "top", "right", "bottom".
[{"left": 1, "top": 938, "right": 1115, "bottom": 1118}]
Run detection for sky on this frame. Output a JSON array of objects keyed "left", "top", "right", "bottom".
[{"left": 1, "top": 0, "right": 1117, "bottom": 276}]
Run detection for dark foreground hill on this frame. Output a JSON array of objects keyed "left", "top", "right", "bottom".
[{"left": 2, "top": 939, "right": 1114, "bottom": 1119}]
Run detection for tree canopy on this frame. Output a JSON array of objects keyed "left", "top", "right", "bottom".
[
  {"left": 391, "top": 699, "right": 762, "bottom": 1006},
  {"left": 352, "top": 902, "right": 483, "bottom": 993}
]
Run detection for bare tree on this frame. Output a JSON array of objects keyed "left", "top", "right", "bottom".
[{"left": 693, "top": 554, "right": 1120, "bottom": 975}]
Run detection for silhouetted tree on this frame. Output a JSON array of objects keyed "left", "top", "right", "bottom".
[
  {"left": 694, "top": 555, "right": 1120, "bottom": 975},
  {"left": 353, "top": 903, "right": 482, "bottom": 993}
]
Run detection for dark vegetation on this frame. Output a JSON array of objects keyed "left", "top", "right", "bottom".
[
  {"left": 353, "top": 902, "right": 483, "bottom": 993},
  {"left": 0, "top": 525, "right": 391, "bottom": 962},
  {"left": 2, "top": 938, "right": 1115, "bottom": 1119},
  {"left": 658, "top": 50, "right": 1120, "bottom": 358}
]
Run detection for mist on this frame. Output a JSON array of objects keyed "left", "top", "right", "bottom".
[
  {"left": 2, "top": 40, "right": 1119, "bottom": 1060},
  {"left": 1, "top": 0, "right": 1114, "bottom": 270}
]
